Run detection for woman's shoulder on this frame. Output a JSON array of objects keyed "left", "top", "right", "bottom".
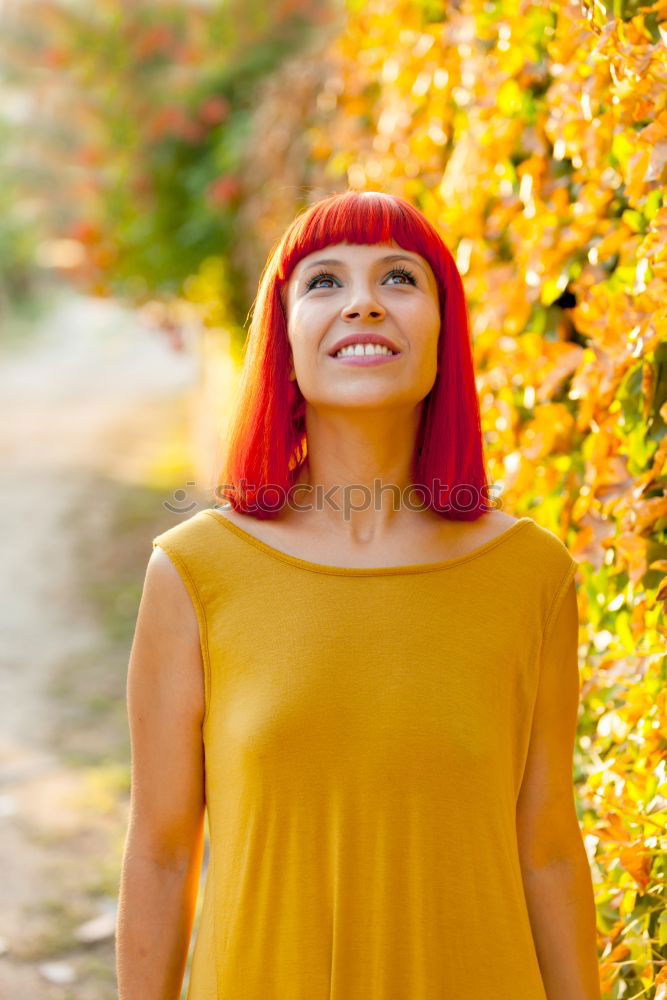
[
  {"left": 152, "top": 506, "right": 215, "bottom": 549},
  {"left": 519, "top": 513, "right": 578, "bottom": 566},
  {"left": 451, "top": 508, "right": 576, "bottom": 575},
  {"left": 516, "top": 515, "right": 579, "bottom": 621},
  {"left": 150, "top": 507, "right": 230, "bottom": 598}
]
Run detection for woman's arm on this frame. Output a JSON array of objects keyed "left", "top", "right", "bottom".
[
  {"left": 116, "top": 546, "right": 207, "bottom": 1000},
  {"left": 516, "top": 575, "right": 601, "bottom": 1000},
  {"left": 521, "top": 848, "right": 600, "bottom": 1000}
]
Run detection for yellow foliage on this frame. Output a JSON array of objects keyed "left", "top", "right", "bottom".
[{"left": 233, "top": 2, "right": 667, "bottom": 992}]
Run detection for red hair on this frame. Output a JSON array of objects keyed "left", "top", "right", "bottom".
[{"left": 215, "top": 190, "right": 491, "bottom": 520}]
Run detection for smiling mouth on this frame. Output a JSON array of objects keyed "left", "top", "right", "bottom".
[{"left": 330, "top": 344, "right": 401, "bottom": 360}]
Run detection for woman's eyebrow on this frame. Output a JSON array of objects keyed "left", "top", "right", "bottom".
[{"left": 300, "top": 253, "right": 428, "bottom": 278}]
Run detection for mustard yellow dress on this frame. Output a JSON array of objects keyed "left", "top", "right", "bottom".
[{"left": 152, "top": 507, "right": 578, "bottom": 1000}]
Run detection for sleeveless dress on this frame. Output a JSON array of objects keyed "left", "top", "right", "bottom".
[{"left": 151, "top": 507, "right": 579, "bottom": 1000}]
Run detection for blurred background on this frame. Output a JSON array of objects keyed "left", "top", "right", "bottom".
[{"left": 0, "top": 0, "right": 666, "bottom": 996}]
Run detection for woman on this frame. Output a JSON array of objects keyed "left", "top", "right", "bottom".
[{"left": 116, "top": 191, "right": 600, "bottom": 999}]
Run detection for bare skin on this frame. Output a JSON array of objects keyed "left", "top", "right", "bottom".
[
  {"left": 116, "top": 549, "right": 205, "bottom": 1000},
  {"left": 280, "top": 239, "right": 445, "bottom": 548},
  {"left": 212, "top": 500, "right": 519, "bottom": 569}
]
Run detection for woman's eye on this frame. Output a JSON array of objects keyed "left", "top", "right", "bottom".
[
  {"left": 306, "top": 272, "right": 337, "bottom": 290},
  {"left": 305, "top": 266, "right": 417, "bottom": 291},
  {"left": 386, "top": 266, "right": 417, "bottom": 285}
]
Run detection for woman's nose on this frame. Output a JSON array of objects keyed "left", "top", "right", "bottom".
[{"left": 342, "top": 297, "right": 386, "bottom": 321}]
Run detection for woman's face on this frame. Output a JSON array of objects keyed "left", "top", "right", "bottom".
[{"left": 282, "top": 240, "right": 441, "bottom": 411}]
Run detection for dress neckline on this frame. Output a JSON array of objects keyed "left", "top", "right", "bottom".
[{"left": 203, "top": 508, "right": 533, "bottom": 577}]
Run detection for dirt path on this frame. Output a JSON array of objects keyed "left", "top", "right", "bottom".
[{"left": 0, "top": 286, "right": 206, "bottom": 998}]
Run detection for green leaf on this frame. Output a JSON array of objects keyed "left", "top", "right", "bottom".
[{"left": 659, "top": 910, "right": 667, "bottom": 947}]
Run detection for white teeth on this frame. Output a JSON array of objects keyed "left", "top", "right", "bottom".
[{"left": 334, "top": 343, "right": 395, "bottom": 358}]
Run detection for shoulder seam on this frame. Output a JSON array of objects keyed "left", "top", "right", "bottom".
[{"left": 541, "top": 557, "right": 578, "bottom": 643}]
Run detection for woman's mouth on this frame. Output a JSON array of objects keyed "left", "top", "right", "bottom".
[{"left": 329, "top": 343, "right": 402, "bottom": 365}]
